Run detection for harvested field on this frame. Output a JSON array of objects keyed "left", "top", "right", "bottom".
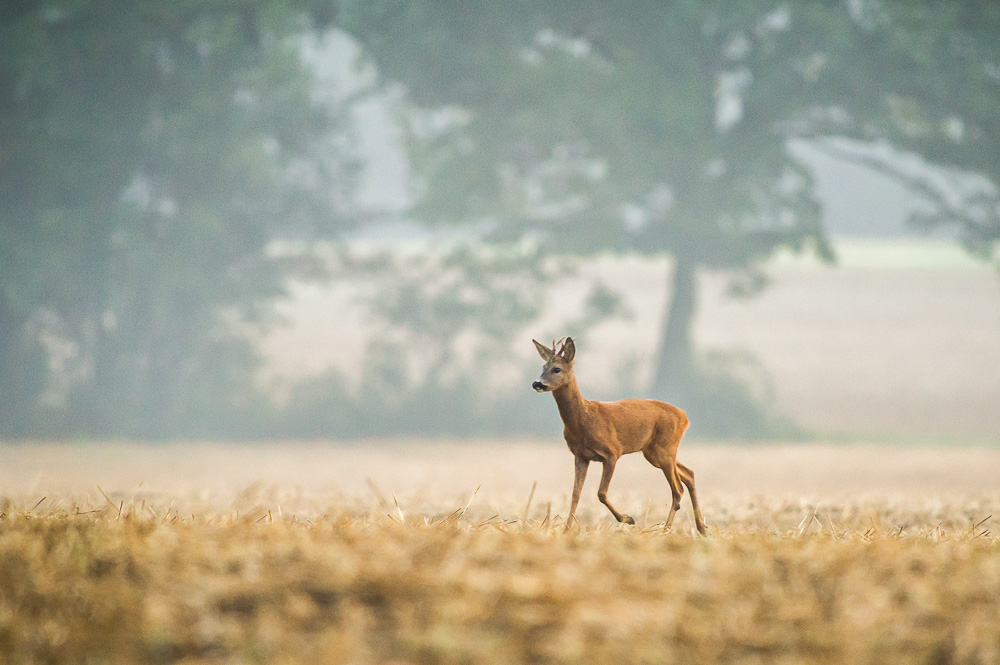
[{"left": 1, "top": 441, "right": 999, "bottom": 664}]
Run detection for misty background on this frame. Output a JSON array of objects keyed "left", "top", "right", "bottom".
[{"left": 2, "top": 1, "right": 998, "bottom": 444}]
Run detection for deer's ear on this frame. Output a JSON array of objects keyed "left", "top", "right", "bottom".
[
  {"left": 561, "top": 337, "right": 576, "bottom": 363},
  {"left": 532, "top": 339, "right": 553, "bottom": 361}
]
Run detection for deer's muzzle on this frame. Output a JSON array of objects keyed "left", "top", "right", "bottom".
[{"left": 532, "top": 381, "right": 547, "bottom": 392}]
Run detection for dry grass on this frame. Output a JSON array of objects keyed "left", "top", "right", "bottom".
[{"left": 2, "top": 442, "right": 1000, "bottom": 664}]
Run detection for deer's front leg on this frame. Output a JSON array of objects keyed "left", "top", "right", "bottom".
[
  {"left": 565, "top": 456, "right": 589, "bottom": 532},
  {"left": 597, "top": 458, "right": 634, "bottom": 525}
]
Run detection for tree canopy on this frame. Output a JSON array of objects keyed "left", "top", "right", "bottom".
[
  {"left": 0, "top": 0, "right": 351, "bottom": 437},
  {"left": 340, "top": 1, "right": 1000, "bottom": 431},
  {"left": 806, "top": 3, "right": 1000, "bottom": 265}
]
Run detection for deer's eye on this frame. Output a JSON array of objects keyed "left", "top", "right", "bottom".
[{"left": 551, "top": 367, "right": 561, "bottom": 374}]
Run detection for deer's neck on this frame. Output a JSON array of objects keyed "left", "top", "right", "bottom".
[{"left": 553, "top": 376, "right": 589, "bottom": 433}]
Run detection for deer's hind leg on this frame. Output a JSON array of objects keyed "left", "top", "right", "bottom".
[
  {"left": 642, "top": 448, "right": 684, "bottom": 531},
  {"left": 661, "top": 462, "right": 685, "bottom": 531},
  {"left": 677, "top": 462, "right": 707, "bottom": 535}
]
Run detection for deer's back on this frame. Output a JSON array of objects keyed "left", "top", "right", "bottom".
[{"left": 591, "top": 397, "right": 688, "bottom": 455}]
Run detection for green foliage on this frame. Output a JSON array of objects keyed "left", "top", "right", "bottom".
[
  {"left": 338, "top": 1, "right": 999, "bottom": 438},
  {"left": 798, "top": 3, "right": 1000, "bottom": 267},
  {"left": 345, "top": 1, "right": 835, "bottom": 267},
  {"left": 340, "top": 1, "right": 846, "bottom": 433},
  {"left": 0, "top": 0, "right": 353, "bottom": 438}
]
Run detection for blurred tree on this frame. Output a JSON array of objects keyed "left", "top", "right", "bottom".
[
  {"left": 0, "top": 0, "right": 354, "bottom": 437},
  {"left": 338, "top": 1, "right": 1000, "bottom": 435},
  {"left": 802, "top": 2, "right": 1000, "bottom": 268},
  {"left": 340, "top": 1, "right": 840, "bottom": 417}
]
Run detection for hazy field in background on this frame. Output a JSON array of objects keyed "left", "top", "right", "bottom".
[
  {"left": 4, "top": 440, "right": 999, "bottom": 525},
  {"left": 696, "top": 241, "right": 1000, "bottom": 440},
  {"left": 262, "top": 238, "right": 1000, "bottom": 442}
]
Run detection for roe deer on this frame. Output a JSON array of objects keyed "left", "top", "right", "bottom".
[{"left": 532, "top": 337, "right": 707, "bottom": 534}]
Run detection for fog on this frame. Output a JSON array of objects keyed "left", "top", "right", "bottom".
[{"left": 2, "top": 2, "right": 998, "bottom": 443}]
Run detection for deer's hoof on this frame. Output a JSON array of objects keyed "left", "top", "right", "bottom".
[{"left": 621, "top": 515, "right": 635, "bottom": 525}]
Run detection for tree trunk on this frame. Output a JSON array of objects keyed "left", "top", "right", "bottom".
[{"left": 651, "top": 255, "right": 698, "bottom": 396}]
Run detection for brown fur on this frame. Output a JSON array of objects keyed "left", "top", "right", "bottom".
[{"left": 532, "top": 337, "right": 707, "bottom": 534}]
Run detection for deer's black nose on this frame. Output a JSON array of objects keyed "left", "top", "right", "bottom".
[{"left": 532, "top": 381, "right": 546, "bottom": 392}]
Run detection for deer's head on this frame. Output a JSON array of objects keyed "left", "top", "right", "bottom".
[{"left": 531, "top": 337, "right": 576, "bottom": 392}]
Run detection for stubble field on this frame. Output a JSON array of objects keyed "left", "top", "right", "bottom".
[{"left": 2, "top": 441, "right": 999, "bottom": 664}]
